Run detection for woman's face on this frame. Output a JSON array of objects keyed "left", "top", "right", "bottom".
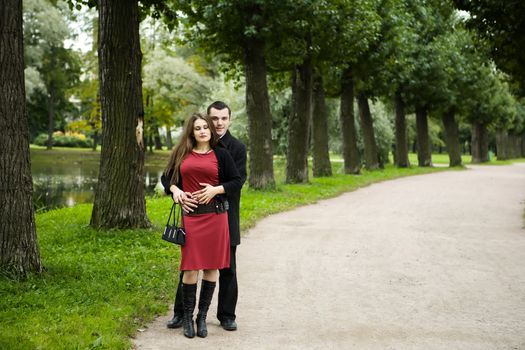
[{"left": 193, "top": 118, "right": 211, "bottom": 144}]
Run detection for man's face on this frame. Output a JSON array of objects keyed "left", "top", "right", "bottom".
[{"left": 209, "top": 107, "right": 230, "bottom": 137}]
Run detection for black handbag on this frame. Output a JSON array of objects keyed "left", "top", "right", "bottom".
[{"left": 162, "top": 203, "right": 186, "bottom": 245}]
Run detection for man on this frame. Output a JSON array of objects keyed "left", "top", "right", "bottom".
[{"left": 167, "top": 101, "right": 247, "bottom": 331}]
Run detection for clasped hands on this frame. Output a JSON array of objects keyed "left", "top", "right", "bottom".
[{"left": 172, "top": 183, "right": 218, "bottom": 213}]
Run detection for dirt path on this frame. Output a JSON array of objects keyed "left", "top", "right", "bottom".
[{"left": 133, "top": 164, "right": 525, "bottom": 350}]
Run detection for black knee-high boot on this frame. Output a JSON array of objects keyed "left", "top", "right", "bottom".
[
  {"left": 182, "top": 283, "right": 197, "bottom": 338},
  {"left": 196, "top": 280, "right": 216, "bottom": 338}
]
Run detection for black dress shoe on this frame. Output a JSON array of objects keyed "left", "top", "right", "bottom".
[
  {"left": 167, "top": 314, "right": 183, "bottom": 329},
  {"left": 220, "top": 319, "right": 237, "bottom": 331}
]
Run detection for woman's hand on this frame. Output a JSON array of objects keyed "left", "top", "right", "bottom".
[
  {"left": 193, "top": 183, "right": 222, "bottom": 204},
  {"left": 171, "top": 186, "right": 198, "bottom": 213}
]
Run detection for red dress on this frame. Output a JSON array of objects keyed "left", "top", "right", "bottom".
[{"left": 179, "top": 151, "right": 230, "bottom": 270}]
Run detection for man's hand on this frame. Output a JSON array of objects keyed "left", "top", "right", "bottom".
[{"left": 193, "top": 183, "right": 219, "bottom": 204}]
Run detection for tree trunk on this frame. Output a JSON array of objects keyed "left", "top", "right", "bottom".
[
  {"left": 394, "top": 90, "right": 409, "bottom": 168},
  {"left": 46, "top": 86, "right": 55, "bottom": 150},
  {"left": 357, "top": 92, "right": 379, "bottom": 170},
  {"left": 312, "top": 72, "right": 332, "bottom": 177},
  {"left": 244, "top": 39, "right": 275, "bottom": 189},
  {"left": 511, "top": 134, "right": 521, "bottom": 159},
  {"left": 0, "top": 1, "right": 42, "bottom": 275},
  {"left": 92, "top": 130, "right": 99, "bottom": 151},
  {"left": 165, "top": 125, "right": 173, "bottom": 150},
  {"left": 520, "top": 135, "right": 525, "bottom": 158},
  {"left": 339, "top": 68, "right": 360, "bottom": 174},
  {"left": 92, "top": 92, "right": 101, "bottom": 151},
  {"left": 286, "top": 58, "right": 312, "bottom": 183},
  {"left": 154, "top": 127, "right": 162, "bottom": 150},
  {"left": 441, "top": 107, "right": 462, "bottom": 167},
  {"left": 91, "top": 0, "right": 150, "bottom": 228},
  {"left": 415, "top": 105, "right": 432, "bottom": 167},
  {"left": 471, "top": 122, "right": 489, "bottom": 163},
  {"left": 495, "top": 128, "right": 508, "bottom": 160}
]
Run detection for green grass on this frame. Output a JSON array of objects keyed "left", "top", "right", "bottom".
[
  {"left": 407, "top": 152, "right": 525, "bottom": 166},
  {"left": 0, "top": 200, "right": 178, "bottom": 349},
  {"left": 0, "top": 161, "right": 476, "bottom": 349}
]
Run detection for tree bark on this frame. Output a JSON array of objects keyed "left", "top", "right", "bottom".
[
  {"left": 512, "top": 134, "right": 521, "bottom": 159},
  {"left": 495, "top": 128, "right": 508, "bottom": 160},
  {"left": 154, "top": 127, "right": 162, "bottom": 150},
  {"left": 312, "top": 72, "right": 332, "bottom": 177},
  {"left": 244, "top": 39, "right": 275, "bottom": 189},
  {"left": 520, "top": 135, "right": 525, "bottom": 158},
  {"left": 441, "top": 107, "right": 462, "bottom": 167},
  {"left": 415, "top": 105, "right": 432, "bottom": 167},
  {"left": 91, "top": 93, "right": 101, "bottom": 151},
  {"left": 394, "top": 90, "right": 409, "bottom": 168},
  {"left": 91, "top": 0, "right": 150, "bottom": 228},
  {"left": 471, "top": 122, "right": 489, "bottom": 163},
  {"left": 46, "top": 86, "right": 55, "bottom": 150},
  {"left": 286, "top": 58, "right": 312, "bottom": 183},
  {"left": 339, "top": 68, "right": 360, "bottom": 174},
  {"left": 357, "top": 92, "right": 379, "bottom": 170},
  {"left": 165, "top": 125, "right": 173, "bottom": 150},
  {"left": 0, "top": 0, "right": 42, "bottom": 275},
  {"left": 92, "top": 130, "right": 99, "bottom": 151}
]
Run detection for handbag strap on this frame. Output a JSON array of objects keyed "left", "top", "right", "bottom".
[
  {"left": 166, "top": 202, "right": 185, "bottom": 228},
  {"left": 166, "top": 202, "right": 176, "bottom": 225},
  {"left": 174, "top": 202, "right": 185, "bottom": 228}
]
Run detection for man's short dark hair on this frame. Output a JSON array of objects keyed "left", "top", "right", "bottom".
[{"left": 207, "top": 101, "right": 231, "bottom": 117}]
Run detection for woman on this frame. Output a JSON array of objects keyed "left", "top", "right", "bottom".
[{"left": 161, "top": 113, "right": 241, "bottom": 339}]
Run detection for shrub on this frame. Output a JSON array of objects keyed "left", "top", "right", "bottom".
[{"left": 33, "top": 131, "right": 93, "bottom": 148}]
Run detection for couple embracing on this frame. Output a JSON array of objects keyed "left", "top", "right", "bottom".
[{"left": 161, "top": 101, "right": 246, "bottom": 339}]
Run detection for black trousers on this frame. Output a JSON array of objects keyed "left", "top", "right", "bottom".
[{"left": 173, "top": 245, "right": 238, "bottom": 321}]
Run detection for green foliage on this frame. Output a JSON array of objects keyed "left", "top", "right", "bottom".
[
  {"left": 67, "top": 0, "right": 178, "bottom": 29},
  {"left": 405, "top": 114, "right": 446, "bottom": 152},
  {"left": 198, "top": 77, "right": 249, "bottom": 145},
  {"left": 142, "top": 45, "right": 213, "bottom": 127},
  {"left": 454, "top": 0, "right": 525, "bottom": 95},
  {"left": 368, "top": 101, "right": 395, "bottom": 163},
  {"left": 270, "top": 86, "right": 293, "bottom": 155},
  {"left": 0, "top": 200, "right": 177, "bottom": 349},
  {"left": 34, "top": 132, "right": 93, "bottom": 148},
  {"left": 23, "top": 0, "right": 82, "bottom": 139},
  {"left": 463, "top": 63, "right": 518, "bottom": 128}
]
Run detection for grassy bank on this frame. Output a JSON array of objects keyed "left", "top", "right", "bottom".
[{"left": 1, "top": 162, "right": 454, "bottom": 349}]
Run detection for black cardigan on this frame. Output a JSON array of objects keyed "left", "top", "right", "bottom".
[
  {"left": 217, "top": 131, "right": 247, "bottom": 246},
  {"left": 161, "top": 146, "right": 242, "bottom": 206}
]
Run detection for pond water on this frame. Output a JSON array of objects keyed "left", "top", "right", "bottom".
[{"left": 31, "top": 149, "right": 168, "bottom": 212}]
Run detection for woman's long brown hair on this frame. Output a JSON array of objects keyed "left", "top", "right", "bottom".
[{"left": 164, "top": 113, "right": 219, "bottom": 186}]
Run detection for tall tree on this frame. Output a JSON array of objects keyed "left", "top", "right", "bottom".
[
  {"left": 339, "top": 68, "right": 361, "bottom": 174},
  {"left": 0, "top": 0, "right": 42, "bottom": 275},
  {"left": 322, "top": 1, "right": 381, "bottom": 174},
  {"left": 174, "top": 0, "right": 284, "bottom": 189},
  {"left": 402, "top": 0, "right": 456, "bottom": 167},
  {"left": 286, "top": 56, "right": 313, "bottom": 183},
  {"left": 394, "top": 90, "right": 409, "bottom": 167},
  {"left": 90, "top": 0, "right": 150, "bottom": 228},
  {"left": 312, "top": 72, "right": 332, "bottom": 177},
  {"left": 357, "top": 91, "right": 380, "bottom": 169},
  {"left": 70, "top": 0, "right": 177, "bottom": 228}
]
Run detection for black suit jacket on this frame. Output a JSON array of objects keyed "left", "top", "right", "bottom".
[{"left": 218, "top": 130, "right": 247, "bottom": 246}]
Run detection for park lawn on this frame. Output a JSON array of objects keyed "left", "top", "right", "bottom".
[
  {"left": 407, "top": 152, "right": 525, "bottom": 165},
  {"left": 408, "top": 152, "right": 471, "bottom": 165},
  {"left": 2, "top": 163, "right": 450, "bottom": 349}
]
